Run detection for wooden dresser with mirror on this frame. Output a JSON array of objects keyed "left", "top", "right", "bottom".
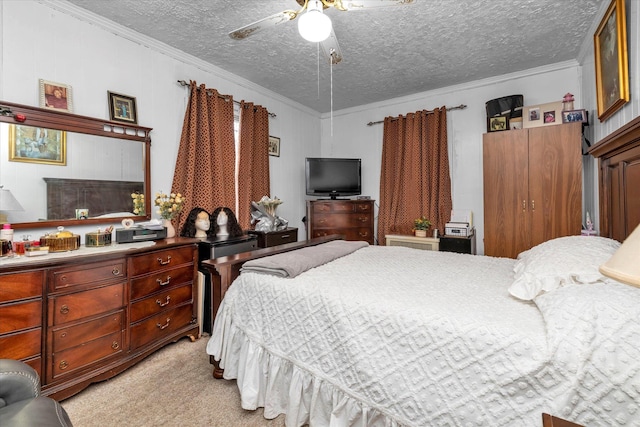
[{"left": 0, "top": 101, "right": 199, "bottom": 400}]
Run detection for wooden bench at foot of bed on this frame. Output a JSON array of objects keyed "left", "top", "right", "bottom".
[{"left": 201, "top": 235, "right": 344, "bottom": 378}]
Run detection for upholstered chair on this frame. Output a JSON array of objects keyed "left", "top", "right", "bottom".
[{"left": 0, "top": 359, "right": 73, "bottom": 426}]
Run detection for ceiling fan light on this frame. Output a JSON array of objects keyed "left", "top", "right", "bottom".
[{"left": 298, "top": 1, "right": 332, "bottom": 42}]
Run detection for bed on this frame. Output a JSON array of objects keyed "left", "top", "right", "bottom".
[{"left": 205, "top": 118, "right": 640, "bottom": 427}]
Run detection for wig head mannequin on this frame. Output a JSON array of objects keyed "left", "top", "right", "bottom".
[
  {"left": 210, "top": 207, "right": 243, "bottom": 238},
  {"left": 180, "top": 207, "right": 210, "bottom": 238}
]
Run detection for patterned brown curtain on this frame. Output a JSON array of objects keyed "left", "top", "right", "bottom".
[
  {"left": 237, "top": 101, "right": 270, "bottom": 230},
  {"left": 171, "top": 81, "right": 236, "bottom": 233},
  {"left": 377, "top": 107, "right": 452, "bottom": 245}
]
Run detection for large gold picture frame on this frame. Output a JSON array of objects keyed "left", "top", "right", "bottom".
[
  {"left": 594, "top": 0, "right": 629, "bottom": 122},
  {"left": 9, "top": 124, "right": 67, "bottom": 166}
]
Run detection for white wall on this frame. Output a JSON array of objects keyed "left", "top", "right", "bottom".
[
  {"left": 320, "top": 0, "right": 640, "bottom": 252},
  {"left": 578, "top": 0, "right": 640, "bottom": 230},
  {"left": 2, "top": 0, "right": 638, "bottom": 249},
  {"left": 0, "top": 0, "right": 320, "bottom": 241},
  {"left": 320, "top": 64, "right": 583, "bottom": 253}
]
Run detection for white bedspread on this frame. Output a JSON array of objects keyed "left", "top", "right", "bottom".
[{"left": 207, "top": 246, "right": 640, "bottom": 426}]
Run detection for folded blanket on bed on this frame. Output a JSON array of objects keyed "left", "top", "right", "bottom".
[{"left": 240, "top": 240, "right": 369, "bottom": 278}]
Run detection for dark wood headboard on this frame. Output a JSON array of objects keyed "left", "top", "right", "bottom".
[
  {"left": 44, "top": 178, "right": 143, "bottom": 220},
  {"left": 589, "top": 116, "right": 640, "bottom": 242}
]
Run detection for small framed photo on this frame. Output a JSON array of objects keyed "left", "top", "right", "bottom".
[
  {"left": 523, "top": 101, "right": 563, "bottom": 128},
  {"left": 543, "top": 110, "right": 557, "bottom": 124},
  {"left": 75, "top": 208, "right": 89, "bottom": 219},
  {"left": 487, "top": 116, "right": 509, "bottom": 132},
  {"left": 269, "top": 136, "right": 280, "bottom": 157},
  {"left": 509, "top": 117, "right": 523, "bottom": 130},
  {"left": 108, "top": 91, "right": 138, "bottom": 124},
  {"left": 39, "top": 79, "right": 73, "bottom": 112},
  {"left": 8, "top": 124, "right": 67, "bottom": 166},
  {"left": 562, "top": 109, "right": 588, "bottom": 124}
]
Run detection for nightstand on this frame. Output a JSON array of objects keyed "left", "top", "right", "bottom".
[
  {"left": 248, "top": 227, "right": 298, "bottom": 248},
  {"left": 385, "top": 234, "right": 439, "bottom": 251},
  {"left": 439, "top": 231, "right": 476, "bottom": 255}
]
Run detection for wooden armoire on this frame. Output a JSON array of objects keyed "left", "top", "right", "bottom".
[{"left": 483, "top": 122, "right": 582, "bottom": 258}]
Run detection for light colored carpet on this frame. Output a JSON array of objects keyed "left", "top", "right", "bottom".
[{"left": 62, "top": 335, "right": 286, "bottom": 426}]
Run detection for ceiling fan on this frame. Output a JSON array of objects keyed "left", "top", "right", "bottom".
[{"left": 228, "top": 0, "right": 416, "bottom": 65}]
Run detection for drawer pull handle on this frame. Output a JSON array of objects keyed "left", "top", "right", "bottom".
[
  {"left": 157, "top": 318, "right": 171, "bottom": 330},
  {"left": 59, "top": 360, "right": 68, "bottom": 370},
  {"left": 112, "top": 341, "right": 120, "bottom": 350},
  {"left": 60, "top": 305, "right": 69, "bottom": 314},
  {"left": 280, "top": 234, "right": 290, "bottom": 239},
  {"left": 157, "top": 256, "right": 172, "bottom": 265},
  {"left": 156, "top": 296, "right": 171, "bottom": 307},
  {"left": 359, "top": 232, "right": 369, "bottom": 237},
  {"left": 156, "top": 276, "right": 172, "bottom": 286},
  {"left": 112, "top": 268, "right": 121, "bottom": 276},
  {"left": 358, "top": 216, "right": 367, "bottom": 222}
]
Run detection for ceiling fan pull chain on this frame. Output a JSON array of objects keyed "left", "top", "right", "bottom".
[
  {"left": 330, "top": 49, "right": 334, "bottom": 136},
  {"left": 317, "top": 42, "right": 321, "bottom": 99}
]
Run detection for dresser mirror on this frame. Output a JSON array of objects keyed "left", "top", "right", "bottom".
[{"left": 0, "top": 101, "right": 151, "bottom": 230}]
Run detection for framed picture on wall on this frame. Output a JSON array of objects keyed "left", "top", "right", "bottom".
[
  {"left": 108, "top": 91, "right": 138, "bottom": 124},
  {"left": 269, "top": 136, "right": 280, "bottom": 157},
  {"left": 39, "top": 79, "right": 73, "bottom": 113},
  {"left": 594, "top": 0, "right": 629, "bottom": 122},
  {"left": 8, "top": 124, "right": 67, "bottom": 166}
]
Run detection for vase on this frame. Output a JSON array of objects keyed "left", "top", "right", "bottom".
[
  {"left": 162, "top": 219, "right": 176, "bottom": 238},
  {"left": 415, "top": 229, "right": 427, "bottom": 237}
]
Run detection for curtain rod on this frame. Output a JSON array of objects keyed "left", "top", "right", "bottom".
[
  {"left": 177, "top": 80, "right": 276, "bottom": 118},
  {"left": 366, "top": 104, "right": 467, "bottom": 126}
]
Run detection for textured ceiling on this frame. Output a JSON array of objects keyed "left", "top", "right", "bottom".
[{"left": 65, "top": 0, "right": 604, "bottom": 113}]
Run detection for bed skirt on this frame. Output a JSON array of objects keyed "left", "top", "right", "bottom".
[{"left": 207, "top": 300, "right": 403, "bottom": 427}]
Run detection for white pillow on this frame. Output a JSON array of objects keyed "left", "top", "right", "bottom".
[{"left": 508, "top": 236, "right": 620, "bottom": 300}]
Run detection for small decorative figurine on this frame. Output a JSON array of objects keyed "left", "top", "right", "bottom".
[
  {"left": 562, "top": 93, "right": 575, "bottom": 111},
  {"left": 586, "top": 211, "right": 593, "bottom": 232}
]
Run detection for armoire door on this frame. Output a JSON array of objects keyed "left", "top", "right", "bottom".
[
  {"left": 527, "top": 123, "right": 582, "bottom": 248},
  {"left": 483, "top": 128, "right": 529, "bottom": 258}
]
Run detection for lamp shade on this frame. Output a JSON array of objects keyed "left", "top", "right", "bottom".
[
  {"left": 599, "top": 223, "right": 640, "bottom": 288},
  {"left": 298, "top": 0, "right": 332, "bottom": 42},
  {"left": 0, "top": 187, "right": 24, "bottom": 211}
]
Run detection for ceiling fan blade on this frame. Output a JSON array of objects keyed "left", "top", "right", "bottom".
[
  {"left": 229, "top": 10, "right": 299, "bottom": 40},
  {"left": 335, "top": 0, "right": 415, "bottom": 11},
  {"left": 321, "top": 28, "right": 343, "bottom": 65}
]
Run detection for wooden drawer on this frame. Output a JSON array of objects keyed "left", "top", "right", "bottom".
[
  {"left": 129, "top": 246, "right": 195, "bottom": 277},
  {"left": 130, "top": 264, "right": 194, "bottom": 300},
  {"left": 311, "top": 201, "right": 372, "bottom": 214},
  {"left": 0, "top": 300, "right": 42, "bottom": 333},
  {"left": 0, "top": 270, "right": 44, "bottom": 302},
  {"left": 311, "top": 228, "right": 373, "bottom": 243},
  {"left": 50, "top": 259, "right": 126, "bottom": 291},
  {"left": 0, "top": 329, "right": 41, "bottom": 360},
  {"left": 312, "top": 213, "right": 372, "bottom": 228},
  {"left": 50, "top": 283, "right": 125, "bottom": 325},
  {"left": 130, "top": 284, "right": 193, "bottom": 323},
  {"left": 52, "top": 310, "right": 125, "bottom": 353},
  {"left": 130, "top": 304, "right": 193, "bottom": 350},
  {"left": 248, "top": 227, "right": 298, "bottom": 248},
  {"left": 51, "top": 330, "right": 124, "bottom": 379}
]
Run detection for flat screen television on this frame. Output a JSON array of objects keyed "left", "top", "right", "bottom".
[{"left": 305, "top": 157, "right": 361, "bottom": 199}]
